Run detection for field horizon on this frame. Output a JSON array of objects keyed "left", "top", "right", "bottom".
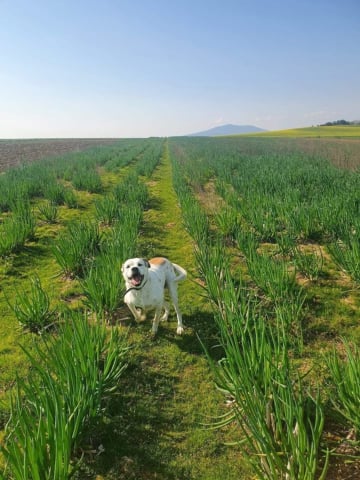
[{"left": 1, "top": 122, "right": 360, "bottom": 143}]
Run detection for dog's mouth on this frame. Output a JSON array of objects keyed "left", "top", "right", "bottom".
[{"left": 129, "top": 273, "right": 144, "bottom": 287}]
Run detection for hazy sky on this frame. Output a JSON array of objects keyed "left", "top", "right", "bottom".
[{"left": 1, "top": 0, "right": 359, "bottom": 138}]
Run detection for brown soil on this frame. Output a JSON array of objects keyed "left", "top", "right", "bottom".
[{"left": 0, "top": 138, "right": 119, "bottom": 171}]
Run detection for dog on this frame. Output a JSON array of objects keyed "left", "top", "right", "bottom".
[{"left": 121, "top": 257, "right": 187, "bottom": 335}]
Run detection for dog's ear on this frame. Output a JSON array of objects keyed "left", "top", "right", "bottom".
[{"left": 143, "top": 258, "right": 150, "bottom": 268}]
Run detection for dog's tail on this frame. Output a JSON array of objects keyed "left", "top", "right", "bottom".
[{"left": 172, "top": 263, "right": 187, "bottom": 282}]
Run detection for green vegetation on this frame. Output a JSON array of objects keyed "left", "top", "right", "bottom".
[
  {"left": 2, "top": 312, "right": 128, "bottom": 480},
  {"left": 52, "top": 220, "right": 103, "bottom": 278},
  {"left": 325, "top": 339, "right": 360, "bottom": 433},
  {"left": 6, "top": 276, "right": 54, "bottom": 333},
  {"left": 0, "top": 202, "right": 36, "bottom": 256},
  {"left": 0, "top": 135, "right": 360, "bottom": 478}
]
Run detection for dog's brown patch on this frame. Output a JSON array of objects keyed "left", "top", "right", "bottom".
[{"left": 149, "top": 257, "right": 167, "bottom": 266}]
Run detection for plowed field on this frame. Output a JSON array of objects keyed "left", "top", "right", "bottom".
[{"left": 0, "top": 138, "right": 119, "bottom": 171}]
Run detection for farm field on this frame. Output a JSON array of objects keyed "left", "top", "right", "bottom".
[{"left": 0, "top": 135, "right": 360, "bottom": 479}]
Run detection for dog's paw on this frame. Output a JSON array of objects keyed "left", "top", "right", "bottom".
[
  {"left": 176, "top": 326, "right": 185, "bottom": 335},
  {"left": 135, "top": 309, "right": 146, "bottom": 322}
]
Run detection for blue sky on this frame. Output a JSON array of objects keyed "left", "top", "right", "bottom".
[{"left": 1, "top": 0, "right": 359, "bottom": 138}]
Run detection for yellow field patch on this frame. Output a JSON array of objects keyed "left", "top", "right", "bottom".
[{"left": 245, "top": 125, "right": 360, "bottom": 138}]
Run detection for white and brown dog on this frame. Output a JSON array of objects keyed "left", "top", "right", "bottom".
[{"left": 122, "top": 257, "right": 187, "bottom": 335}]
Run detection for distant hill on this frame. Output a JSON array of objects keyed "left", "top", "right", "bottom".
[{"left": 188, "top": 124, "right": 266, "bottom": 137}]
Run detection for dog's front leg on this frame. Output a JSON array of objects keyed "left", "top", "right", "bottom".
[
  {"left": 127, "top": 303, "right": 143, "bottom": 322},
  {"left": 152, "top": 306, "right": 163, "bottom": 335}
]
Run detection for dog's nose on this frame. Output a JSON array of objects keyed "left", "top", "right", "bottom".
[{"left": 131, "top": 267, "right": 139, "bottom": 274}]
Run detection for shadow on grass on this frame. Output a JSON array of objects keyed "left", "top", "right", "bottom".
[
  {"left": 79, "top": 355, "right": 184, "bottom": 480},
  {"left": 144, "top": 195, "right": 162, "bottom": 212},
  {"left": 117, "top": 306, "right": 222, "bottom": 361},
  {"left": 1, "top": 243, "right": 53, "bottom": 281},
  {"left": 165, "top": 310, "right": 224, "bottom": 362}
]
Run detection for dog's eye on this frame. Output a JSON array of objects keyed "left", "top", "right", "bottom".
[{"left": 138, "top": 263, "right": 142, "bottom": 267}]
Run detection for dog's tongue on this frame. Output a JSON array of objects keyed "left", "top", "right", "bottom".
[{"left": 131, "top": 275, "right": 142, "bottom": 286}]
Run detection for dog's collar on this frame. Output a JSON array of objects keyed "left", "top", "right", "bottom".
[{"left": 124, "top": 279, "right": 148, "bottom": 296}]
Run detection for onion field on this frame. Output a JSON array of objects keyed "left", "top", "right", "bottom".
[{"left": 0, "top": 136, "right": 360, "bottom": 479}]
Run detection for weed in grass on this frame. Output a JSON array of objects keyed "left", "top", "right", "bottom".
[
  {"left": 292, "top": 245, "right": 324, "bottom": 281},
  {"left": 0, "top": 203, "right": 36, "bottom": 256},
  {"left": 115, "top": 172, "right": 149, "bottom": 206},
  {"left": 81, "top": 252, "right": 123, "bottom": 320},
  {"left": 180, "top": 192, "right": 211, "bottom": 246},
  {"left": 72, "top": 167, "right": 103, "bottom": 193},
  {"left": 6, "top": 275, "right": 54, "bottom": 333},
  {"left": 63, "top": 188, "right": 79, "bottom": 208},
  {"left": 325, "top": 339, "right": 360, "bottom": 433},
  {"left": 288, "top": 206, "right": 323, "bottom": 242},
  {"left": 214, "top": 206, "right": 239, "bottom": 242},
  {"left": 275, "top": 232, "right": 297, "bottom": 256},
  {"left": 44, "top": 181, "right": 66, "bottom": 205},
  {"left": 95, "top": 194, "right": 123, "bottom": 225},
  {"left": 100, "top": 202, "right": 143, "bottom": 262},
  {"left": 38, "top": 200, "right": 59, "bottom": 224},
  {"left": 274, "top": 290, "right": 306, "bottom": 354},
  {"left": 52, "top": 221, "right": 102, "bottom": 277},
  {"left": 246, "top": 250, "right": 299, "bottom": 303},
  {"left": 328, "top": 238, "right": 360, "bottom": 282},
  {"left": 235, "top": 227, "right": 259, "bottom": 257}
]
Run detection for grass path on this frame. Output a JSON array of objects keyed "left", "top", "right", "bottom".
[{"left": 91, "top": 146, "right": 248, "bottom": 479}]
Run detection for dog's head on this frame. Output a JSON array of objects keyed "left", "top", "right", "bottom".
[{"left": 121, "top": 258, "right": 150, "bottom": 287}]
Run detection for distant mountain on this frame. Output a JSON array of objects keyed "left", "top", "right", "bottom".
[{"left": 188, "top": 124, "right": 266, "bottom": 137}]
